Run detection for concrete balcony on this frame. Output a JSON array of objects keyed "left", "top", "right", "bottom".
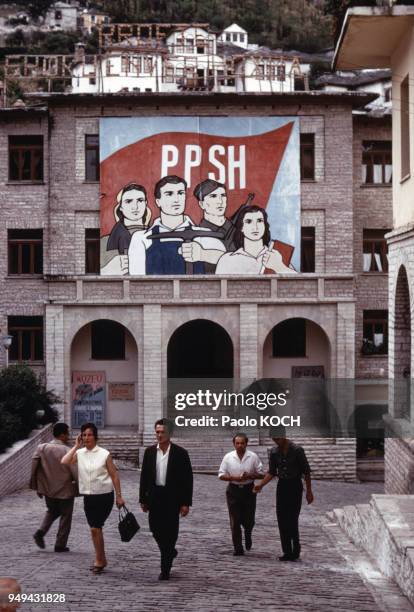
[{"left": 45, "top": 273, "right": 355, "bottom": 305}]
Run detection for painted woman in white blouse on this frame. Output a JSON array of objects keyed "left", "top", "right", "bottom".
[{"left": 215, "top": 205, "right": 296, "bottom": 275}]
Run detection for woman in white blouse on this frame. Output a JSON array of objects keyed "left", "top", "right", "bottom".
[
  {"left": 215, "top": 205, "right": 295, "bottom": 275},
  {"left": 62, "top": 422, "right": 125, "bottom": 574}
]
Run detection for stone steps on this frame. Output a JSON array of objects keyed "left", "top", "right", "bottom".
[
  {"left": 327, "top": 495, "right": 414, "bottom": 606},
  {"left": 70, "top": 434, "right": 357, "bottom": 480},
  {"left": 357, "top": 458, "right": 384, "bottom": 482}
]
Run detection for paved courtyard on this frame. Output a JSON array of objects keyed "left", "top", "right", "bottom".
[{"left": 0, "top": 471, "right": 412, "bottom": 612}]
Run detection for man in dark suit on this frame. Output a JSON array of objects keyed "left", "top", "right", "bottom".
[{"left": 139, "top": 418, "right": 193, "bottom": 580}]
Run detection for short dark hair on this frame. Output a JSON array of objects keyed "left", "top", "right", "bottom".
[
  {"left": 116, "top": 182, "right": 147, "bottom": 223},
  {"left": 53, "top": 422, "right": 69, "bottom": 438},
  {"left": 232, "top": 432, "right": 248, "bottom": 444},
  {"left": 81, "top": 422, "right": 98, "bottom": 439},
  {"left": 269, "top": 424, "right": 286, "bottom": 439},
  {"left": 193, "top": 178, "right": 225, "bottom": 201},
  {"left": 154, "top": 418, "right": 174, "bottom": 434},
  {"left": 154, "top": 175, "right": 187, "bottom": 199},
  {"left": 234, "top": 205, "right": 271, "bottom": 250}
]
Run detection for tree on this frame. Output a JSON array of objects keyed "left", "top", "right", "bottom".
[
  {"left": 26, "top": 0, "right": 55, "bottom": 20},
  {"left": 0, "top": 365, "right": 59, "bottom": 453}
]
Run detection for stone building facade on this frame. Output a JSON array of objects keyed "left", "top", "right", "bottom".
[
  {"left": 334, "top": 4, "right": 414, "bottom": 492},
  {"left": 0, "top": 91, "right": 392, "bottom": 479}
]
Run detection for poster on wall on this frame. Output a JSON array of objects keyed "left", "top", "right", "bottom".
[
  {"left": 72, "top": 371, "right": 106, "bottom": 428},
  {"left": 99, "top": 116, "right": 301, "bottom": 276}
]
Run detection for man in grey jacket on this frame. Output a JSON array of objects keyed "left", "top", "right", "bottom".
[{"left": 30, "top": 422, "right": 78, "bottom": 552}]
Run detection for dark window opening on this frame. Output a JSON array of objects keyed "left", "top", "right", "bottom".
[
  {"left": 85, "top": 134, "right": 99, "bottom": 181},
  {"left": 401, "top": 75, "right": 410, "bottom": 179},
  {"left": 85, "top": 229, "right": 100, "bottom": 274},
  {"left": 272, "top": 318, "right": 306, "bottom": 357},
  {"left": 8, "top": 315, "right": 43, "bottom": 362},
  {"left": 362, "top": 310, "right": 388, "bottom": 355},
  {"left": 277, "top": 64, "right": 286, "bottom": 81},
  {"left": 55, "top": 10, "right": 62, "bottom": 19},
  {"left": 91, "top": 320, "right": 125, "bottom": 360},
  {"left": 294, "top": 75, "right": 305, "bottom": 91},
  {"left": 301, "top": 227, "right": 315, "bottom": 273},
  {"left": 300, "top": 133, "right": 315, "bottom": 180},
  {"left": 168, "top": 320, "right": 233, "bottom": 378},
  {"left": 9, "top": 135, "right": 43, "bottom": 182},
  {"left": 362, "top": 141, "right": 392, "bottom": 184},
  {"left": 363, "top": 229, "right": 389, "bottom": 272},
  {"left": 8, "top": 229, "right": 43, "bottom": 275}
]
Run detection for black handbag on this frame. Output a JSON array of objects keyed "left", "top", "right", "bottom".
[{"left": 118, "top": 505, "right": 140, "bottom": 542}]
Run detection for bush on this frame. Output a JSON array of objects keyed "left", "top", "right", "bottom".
[{"left": 0, "top": 365, "right": 59, "bottom": 453}]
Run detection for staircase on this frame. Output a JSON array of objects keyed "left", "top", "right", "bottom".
[
  {"left": 326, "top": 494, "right": 414, "bottom": 606},
  {"left": 93, "top": 430, "right": 140, "bottom": 465},
  {"left": 357, "top": 458, "right": 384, "bottom": 482}
]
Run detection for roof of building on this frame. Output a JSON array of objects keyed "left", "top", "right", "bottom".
[
  {"left": 221, "top": 23, "right": 248, "bottom": 34},
  {"left": 333, "top": 5, "right": 414, "bottom": 70},
  {"left": 316, "top": 69, "right": 391, "bottom": 88},
  {"left": 50, "top": 1, "right": 78, "bottom": 9},
  {"left": 24, "top": 90, "right": 378, "bottom": 109},
  {"left": 0, "top": 106, "right": 48, "bottom": 118}
]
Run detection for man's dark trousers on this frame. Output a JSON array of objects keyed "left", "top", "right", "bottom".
[
  {"left": 226, "top": 483, "right": 256, "bottom": 550},
  {"left": 149, "top": 486, "right": 180, "bottom": 575},
  {"left": 276, "top": 477, "right": 302, "bottom": 557},
  {"left": 40, "top": 497, "right": 74, "bottom": 549}
]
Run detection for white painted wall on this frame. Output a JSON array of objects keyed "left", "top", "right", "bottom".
[
  {"left": 262, "top": 319, "right": 330, "bottom": 378},
  {"left": 166, "top": 27, "right": 217, "bottom": 55},
  {"left": 392, "top": 26, "right": 414, "bottom": 228}
]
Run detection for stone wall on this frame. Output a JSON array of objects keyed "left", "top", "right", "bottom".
[
  {"left": 0, "top": 425, "right": 53, "bottom": 498},
  {"left": 386, "top": 224, "right": 414, "bottom": 493},
  {"left": 334, "top": 494, "right": 414, "bottom": 605},
  {"left": 353, "top": 115, "right": 392, "bottom": 380},
  {"left": 385, "top": 437, "right": 414, "bottom": 493}
]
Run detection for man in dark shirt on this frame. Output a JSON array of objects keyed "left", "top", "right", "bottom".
[{"left": 254, "top": 426, "right": 313, "bottom": 561}]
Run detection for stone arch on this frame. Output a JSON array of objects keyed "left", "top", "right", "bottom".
[
  {"left": 259, "top": 316, "right": 334, "bottom": 440},
  {"left": 262, "top": 316, "right": 331, "bottom": 379},
  {"left": 167, "top": 318, "right": 234, "bottom": 378},
  {"left": 70, "top": 318, "right": 139, "bottom": 428},
  {"left": 393, "top": 265, "right": 412, "bottom": 419}
]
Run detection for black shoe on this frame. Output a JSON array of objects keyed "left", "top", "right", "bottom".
[
  {"left": 245, "top": 532, "right": 252, "bottom": 551},
  {"left": 33, "top": 531, "right": 45, "bottom": 549},
  {"left": 158, "top": 572, "right": 170, "bottom": 580},
  {"left": 54, "top": 546, "right": 70, "bottom": 552},
  {"left": 233, "top": 548, "right": 244, "bottom": 556},
  {"left": 278, "top": 554, "right": 293, "bottom": 561}
]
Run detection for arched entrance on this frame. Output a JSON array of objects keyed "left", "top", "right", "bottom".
[
  {"left": 394, "top": 266, "right": 411, "bottom": 419},
  {"left": 168, "top": 319, "right": 234, "bottom": 378},
  {"left": 261, "top": 318, "right": 332, "bottom": 438},
  {"left": 71, "top": 319, "right": 138, "bottom": 428},
  {"left": 263, "top": 317, "right": 330, "bottom": 378}
]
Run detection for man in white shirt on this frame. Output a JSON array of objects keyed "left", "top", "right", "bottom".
[
  {"left": 128, "top": 175, "right": 225, "bottom": 275},
  {"left": 218, "top": 433, "right": 264, "bottom": 555}
]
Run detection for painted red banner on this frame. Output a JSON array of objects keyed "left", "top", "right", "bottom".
[{"left": 100, "top": 123, "right": 293, "bottom": 236}]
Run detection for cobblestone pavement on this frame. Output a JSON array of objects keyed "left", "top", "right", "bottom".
[{"left": 1, "top": 471, "right": 412, "bottom": 612}]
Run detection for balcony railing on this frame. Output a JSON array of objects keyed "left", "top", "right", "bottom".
[{"left": 43, "top": 273, "right": 356, "bottom": 304}]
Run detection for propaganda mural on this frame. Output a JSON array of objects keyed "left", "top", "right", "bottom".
[{"left": 100, "top": 117, "right": 300, "bottom": 275}]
